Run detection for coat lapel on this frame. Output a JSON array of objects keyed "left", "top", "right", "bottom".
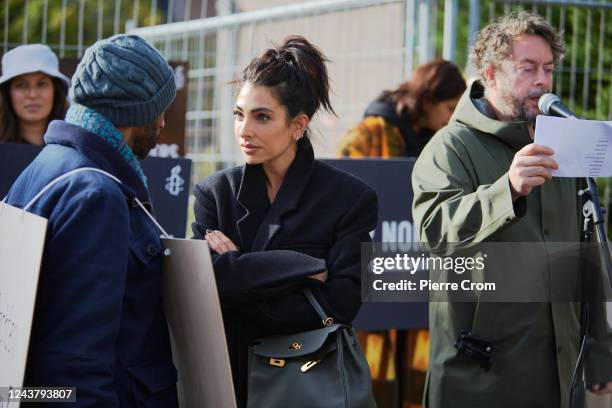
[
  {"left": 236, "top": 165, "right": 269, "bottom": 252},
  {"left": 247, "top": 138, "right": 316, "bottom": 252}
]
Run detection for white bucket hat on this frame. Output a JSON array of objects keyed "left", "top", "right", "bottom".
[{"left": 0, "top": 44, "right": 71, "bottom": 89}]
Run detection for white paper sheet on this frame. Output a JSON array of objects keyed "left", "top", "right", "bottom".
[{"left": 534, "top": 115, "right": 612, "bottom": 177}]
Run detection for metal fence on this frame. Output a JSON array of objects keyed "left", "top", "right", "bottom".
[
  {"left": 3, "top": 0, "right": 612, "bottom": 184},
  {"left": 133, "top": 0, "right": 413, "bottom": 183},
  {"left": 128, "top": 0, "right": 611, "bottom": 182}
]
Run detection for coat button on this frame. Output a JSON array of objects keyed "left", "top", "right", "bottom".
[
  {"left": 544, "top": 229, "right": 550, "bottom": 236},
  {"left": 557, "top": 346, "right": 563, "bottom": 354},
  {"left": 146, "top": 244, "right": 158, "bottom": 256}
]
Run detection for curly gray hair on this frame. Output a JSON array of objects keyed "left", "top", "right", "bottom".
[{"left": 470, "top": 11, "right": 566, "bottom": 82}]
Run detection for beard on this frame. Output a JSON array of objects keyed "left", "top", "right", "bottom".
[
  {"left": 498, "top": 82, "right": 548, "bottom": 125},
  {"left": 131, "top": 122, "right": 161, "bottom": 160}
]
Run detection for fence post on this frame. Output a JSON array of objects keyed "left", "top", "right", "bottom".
[
  {"left": 417, "top": 0, "right": 430, "bottom": 64},
  {"left": 215, "top": 0, "right": 237, "bottom": 168},
  {"left": 404, "top": 0, "right": 417, "bottom": 78},
  {"left": 443, "top": 0, "right": 457, "bottom": 61},
  {"left": 467, "top": 0, "right": 480, "bottom": 72}
]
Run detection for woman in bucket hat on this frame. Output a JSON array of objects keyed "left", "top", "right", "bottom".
[{"left": 0, "top": 44, "right": 70, "bottom": 144}]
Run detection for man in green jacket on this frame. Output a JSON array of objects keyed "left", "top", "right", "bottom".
[{"left": 412, "top": 11, "right": 612, "bottom": 408}]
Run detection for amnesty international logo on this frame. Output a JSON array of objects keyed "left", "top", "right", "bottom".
[{"left": 165, "top": 165, "right": 185, "bottom": 197}]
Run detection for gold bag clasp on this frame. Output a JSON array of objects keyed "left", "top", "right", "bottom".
[{"left": 269, "top": 358, "right": 285, "bottom": 368}]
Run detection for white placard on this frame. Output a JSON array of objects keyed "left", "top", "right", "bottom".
[
  {"left": 161, "top": 238, "right": 236, "bottom": 408},
  {"left": 0, "top": 202, "right": 47, "bottom": 407}
]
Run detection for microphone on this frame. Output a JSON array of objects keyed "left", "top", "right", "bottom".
[{"left": 538, "top": 93, "right": 581, "bottom": 119}]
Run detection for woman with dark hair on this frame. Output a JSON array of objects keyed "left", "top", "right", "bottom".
[
  {"left": 0, "top": 44, "right": 69, "bottom": 145},
  {"left": 339, "top": 58, "right": 466, "bottom": 157},
  {"left": 192, "top": 36, "right": 378, "bottom": 406}
]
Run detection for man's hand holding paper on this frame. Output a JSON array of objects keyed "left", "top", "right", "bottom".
[{"left": 508, "top": 143, "right": 558, "bottom": 200}]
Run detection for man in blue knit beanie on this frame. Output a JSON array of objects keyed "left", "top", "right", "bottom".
[{"left": 6, "top": 34, "right": 179, "bottom": 407}]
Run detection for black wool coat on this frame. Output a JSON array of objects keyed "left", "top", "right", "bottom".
[{"left": 192, "top": 138, "right": 378, "bottom": 407}]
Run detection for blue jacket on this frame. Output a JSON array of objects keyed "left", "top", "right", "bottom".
[{"left": 6, "top": 121, "right": 178, "bottom": 407}]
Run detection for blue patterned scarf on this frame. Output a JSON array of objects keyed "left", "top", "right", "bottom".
[{"left": 65, "top": 104, "right": 147, "bottom": 186}]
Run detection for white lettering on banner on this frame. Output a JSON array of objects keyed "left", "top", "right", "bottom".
[
  {"left": 149, "top": 144, "right": 180, "bottom": 158},
  {"left": 174, "top": 65, "right": 185, "bottom": 90},
  {"left": 380, "top": 220, "right": 420, "bottom": 251},
  {"left": 381, "top": 220, "right": 419, "bottom": 242},
  {"left": 165, "top": 165, "right": 185, "bottom": 197}
]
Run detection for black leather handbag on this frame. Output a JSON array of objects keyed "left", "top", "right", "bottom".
[{"left": 246, "top": 289, "right": 377, "bottom": 408}]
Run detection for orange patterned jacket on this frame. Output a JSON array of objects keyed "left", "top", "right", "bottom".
[
  {"left": 338, "top": 101, "right": 433, "bottom": 158},
  {"left": 338, "top": 116, "right": 407, "bottom": 158}
]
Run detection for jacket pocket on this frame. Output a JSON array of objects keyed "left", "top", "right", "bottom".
[
  {"left": 125, "top": 359, "right": 178, "bottom": 406},
  {"left": 469, "top": 301, "right": 502, "bottom": 341}
]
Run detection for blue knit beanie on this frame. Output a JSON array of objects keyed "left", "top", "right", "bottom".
[{"left": 69, "top": 34, "right": 176, "bottom": 127}]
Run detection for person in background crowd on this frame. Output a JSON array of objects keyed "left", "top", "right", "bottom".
[
  {"left": 192, "top": 36, "right": 378, "bottom": 407},
  {"left": 6, "top": 34, "right": 178, "bottom": 406},
  {"left": 338, "top": 59, "right": 466, "bottom": 408},
  {"left": 339, "top": 58, "right": 466, "bottom": 158},
  {"left": 0, "top": 44, "right": 69, "bottom": 144}
]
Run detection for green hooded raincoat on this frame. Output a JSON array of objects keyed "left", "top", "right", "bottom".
[{"left": 412, "top": 81, "right": 612, "bottom": 408}]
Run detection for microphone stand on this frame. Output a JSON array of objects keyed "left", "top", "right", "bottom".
[
  {"left": 580, "top": 177, "right": 612, "bottom": 285},
  {"left": 569, "top": 178, "right": 600, "bottom": 408}
]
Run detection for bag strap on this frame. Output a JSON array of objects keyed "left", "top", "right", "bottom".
[
  {"left": 303, "top": 288, "right": 335, "bottom": 327},
  {"left": 23, "top": 167, "right": 121, "bottom": 212},
  {"left": 16, "top": 166, "right": 170, "bottom": 238}
]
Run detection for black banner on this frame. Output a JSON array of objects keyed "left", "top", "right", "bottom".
[{"left": 324, "top": 158, "right": 427, "bottom": 330}]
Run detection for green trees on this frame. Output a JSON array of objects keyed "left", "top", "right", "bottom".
[
  {"left": 0, "top": 0, "right": 164, "bottom": 57},
  {"left": 433, "top": 0, "right": 611, "bottom": 120}
]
